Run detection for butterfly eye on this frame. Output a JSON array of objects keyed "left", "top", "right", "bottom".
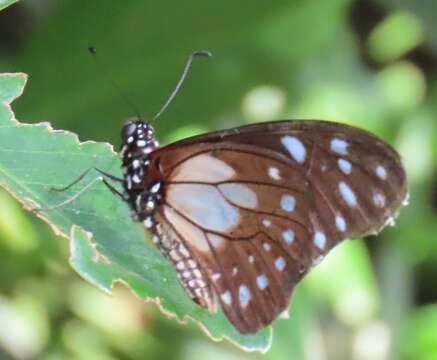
[{"left": 121, "top": 121, "right": 139, "bottom": 143}]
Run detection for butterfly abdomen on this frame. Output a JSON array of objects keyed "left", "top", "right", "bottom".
[{"left": 153, "top": 213, "right": 218, "bottom": 312}]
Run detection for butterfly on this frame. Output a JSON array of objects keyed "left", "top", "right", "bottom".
[
  {"left": 52, "top": 50, "right": 408, "bottom": 334},
  {"left": 117, "top": 117, "right": 408, "bottom": 334}
]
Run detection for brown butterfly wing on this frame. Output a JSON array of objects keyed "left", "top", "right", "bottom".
[{"left": 148, "top": 120, "right": 407, "bottom": 334}]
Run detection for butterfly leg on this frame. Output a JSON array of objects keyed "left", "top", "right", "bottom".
[
  {"left": 50, "top": 166, "right": 123, "bottom": 192},
  {"left": 101, "top": 178, "right": 126, "bottom": 200},
  {"left": 95, "top": 168, "right": 124, "bottom": 183},
  {"left": 35, "top": 176, "right": 106, "bottom": 212},
  {"left": 34, "top": 169, "right": 125, "bottom": 212}
]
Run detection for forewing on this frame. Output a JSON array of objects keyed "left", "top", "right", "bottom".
[{"left": 150, "top": 120, "right": 407, "bottom": 333}]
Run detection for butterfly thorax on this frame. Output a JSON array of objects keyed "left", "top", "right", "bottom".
[{"left": 120, "top": 119, "right": 161, "bottom": 223}]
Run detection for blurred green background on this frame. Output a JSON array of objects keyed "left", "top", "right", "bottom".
[{"left": 0, "top": 0, "right": 436, "bottom": 359}]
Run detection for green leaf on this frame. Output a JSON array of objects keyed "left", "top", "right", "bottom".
[
  {"left": 0, "top": 73, "right": 271, "bottom": 352},
  {"left": 0, "top": 0, "right": 18, "bottom": 11}
]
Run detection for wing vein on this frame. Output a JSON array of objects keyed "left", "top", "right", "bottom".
[
  {"left": 167, "top": 180, "right": 304, "bottom": 195},
  {"left": 165, "top": 147, "right": 299, "bottom": 177}
]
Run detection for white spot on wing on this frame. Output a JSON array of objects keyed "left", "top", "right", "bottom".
[
  {"left": 167, "top": 184, "right": 239, "bottom": 232},
  {"left": 373, "top": 192, "right": 386, "bottom": 207},
  {"left": 281, "top": 194, "right": 296, "bottom": 212},
  {"left": 376, "top": 165, "right": 387, "bottom": 180},
  {"left": 263, "top": 242, "right": 271, "bottom": 252},
  {"left": 331, "top": 138, "right": 349, "bottom": 155},
  {"left": 212, "top": 273, "right": 221, "bottom": 281},
  {"left": 239, "top": 285, "right": 251, "bottom": 308},
  {"left": 268, "top": 167, "right": 281, "bottom": 180},
  {"left": 338, "top": 181, "right": 357, "bottom": 207},
  {"left": 314, "top": 231, "right": 326, "bottom": 249},
  {"left": 281, "top": 136, "right": 306, "bottom": 163},
  {"left": 282, "top": 229, "right": 294, "bottom": 244},
  {"left": 262, "top": 219, "right": 272, "bottom": 227},
  {"left": 335, "top": 216, "right": 347, "bottom": 232},
  {"left": 248, "top": 255, "right": 255, "bottom": 263},
  {"left": 218, "top": 183, "right": 258, "bottom": 209},
  {"left": 173, "top": 154, "right": 235, "bottom": 183},
  {"left": 257, "top": 274, "right": 268, "bottom": 290},
  {"left": 338, "top": 158, "right": 352, "bottom": 174},
  {"left": 275, "top": 257, "right": 286, "bottom": 271},
  {"left": 221, "top": 291, "right": 232, "bottom": 305}
]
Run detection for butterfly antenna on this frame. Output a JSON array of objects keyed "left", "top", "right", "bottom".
[
  {"left": 88, "top": 46, "right": 143, "bottom": 120},
  {"left": 152, "top": 50, "right": 212, "bottom": 121}
]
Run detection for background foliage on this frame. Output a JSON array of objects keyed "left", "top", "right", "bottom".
[{"left": 0, "top": 0, "right": 436, "bottom": 359}]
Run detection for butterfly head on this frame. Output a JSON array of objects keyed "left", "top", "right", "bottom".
[
  {"left": 121, "top": 118, "right": 160, "bottom": 159},
  {"left": 121, "top": 119, "right": 157, "bottom": 148}
]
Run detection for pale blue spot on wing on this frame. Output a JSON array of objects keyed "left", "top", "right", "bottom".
[
  {"left": 331, "top": 138, "right": 349, "bottom": 155},
  {"left": 314, "top": 231, "right": 326, "bottom": 249},
  {"left": 239, "top": 285, "right": 251, "bottom": 307},
  {"left": 338, "top": 181, "right": 357, "bottom": 207},
  {"left": 373, "top": 192, "right": 386, "bottom": 207},
  {"left": 335, "top": 216, "right": 347, "bottom": 232},
  {"left": 282, "top": 229, "right": 295, "bottom": 244},
  {"left": 376, "top": 165, "right": 387, "bottom": 180},
  {"left": 275, "top": 257, "right": 286, "bottom": 271},
  {"left": 338, "top": 158, "right": 352, "bottom": 174},
  {"left": 281, "top": 194, "right": 296, "bottom": 212},
  {"left": 256, "top": 274, "right": 268, "bottom": 290},
  {"left": 281, "top": 136, "right": 306, "bottom": 163}
]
